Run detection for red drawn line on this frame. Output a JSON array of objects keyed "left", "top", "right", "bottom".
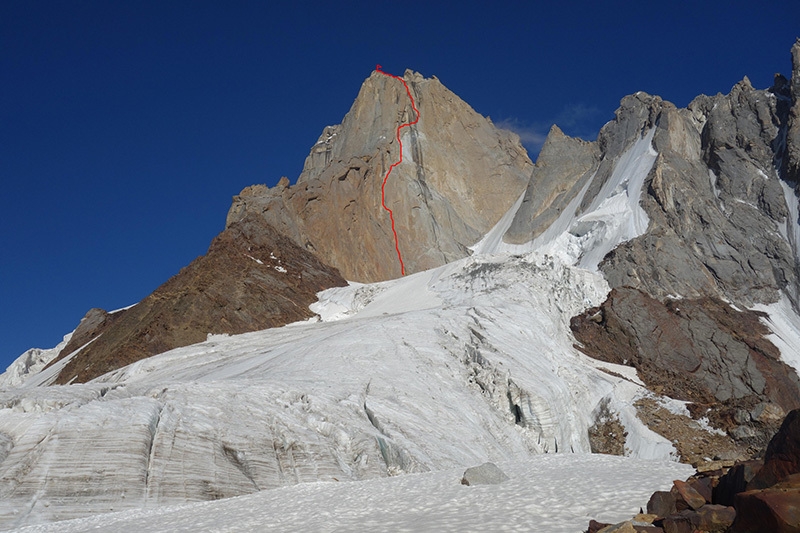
[{"left": 375, "top": 64, "right": 420, "bottom": 276}]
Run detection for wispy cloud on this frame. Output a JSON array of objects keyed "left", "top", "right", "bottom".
[
  {"left": 494, "top": 118, "right": 549, "bottom": 154},
  {"left": 495, "top": 103, "right": 605, "bottom": 158}
]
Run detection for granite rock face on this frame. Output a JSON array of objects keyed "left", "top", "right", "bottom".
[
  {"left": 7, "top": 69, "right": 528, "bottom": 386},
  {"left": 504, "top": 124, "right": 600, "bottom": 244},
  {"left": 597, "top": 87, "right": 790, "bottom": 306},
  {"left": 226, "top": 70, "right": 532, "bottom": 282},
  {"left": 508, "top": 64, "right": 797, "bottom": 306}
]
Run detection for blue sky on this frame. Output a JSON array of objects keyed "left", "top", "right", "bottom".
[{"left": 1, "top": 1, "right": 798, "bottom": 369}]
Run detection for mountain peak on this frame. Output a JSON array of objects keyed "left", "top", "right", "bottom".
[{"left": 227, "top": 69, "right": 532, "bottom": 282}]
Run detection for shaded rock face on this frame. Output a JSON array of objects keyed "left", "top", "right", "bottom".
[
  {"left": 600, "top": 88, "right": 792, "bottom": 306},
  {"left": 714, "top": 460, "right": 764, "bottom": 507},
  {"left": 504, "top": 124, "right": 600, "bottom": 244},
  {"left": 784, "top": 39, "right": 800, "bottom": 185},
  {"left": 56, "top": 308, "right": 125, "bottom": 361},
  {"left": 572, "top": 288, "right": 800, "bottom": 410},
  {"left": 227, "top": 70, "right": 532, "bottom": 282},
  {"left": 748, "top": 409, "right": 800, "bottom": 490},
  {"left": 45, "top": 215, "right": 347, "bottom": 384},
  {"left": 572, "top": 287, "right": 800, "bottom": 450},
  {"left": 508, "top": 52, "right": 799, "bottom": 307}
]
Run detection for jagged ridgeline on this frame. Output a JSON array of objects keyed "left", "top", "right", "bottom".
[{"left": 1, "top": 42, "right": 800, "bottom": 529}]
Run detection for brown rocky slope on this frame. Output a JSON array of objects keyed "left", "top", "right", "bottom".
[{"left": 44, "top": 214, "right": 346, "bottom": 384}]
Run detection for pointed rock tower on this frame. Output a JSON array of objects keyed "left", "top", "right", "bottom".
[{"left": 226, "top": 69, "right": 533, "bottom": 282}]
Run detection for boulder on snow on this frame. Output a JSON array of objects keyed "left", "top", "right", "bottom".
[{"left": 460, "top": 462, "right": 509, "bottom": 486}]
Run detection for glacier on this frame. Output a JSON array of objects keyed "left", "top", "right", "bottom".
[{"left": 0, "top": 249, "right": 684, "bottom": 529}]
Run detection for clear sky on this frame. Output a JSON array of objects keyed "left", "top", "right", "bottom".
[{"left": 1, "top": 0, "right": 798, "bottom": 369}]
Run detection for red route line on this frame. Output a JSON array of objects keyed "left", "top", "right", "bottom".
[{"left": 375, "top": 64, "right": 420, "bottom": 276}]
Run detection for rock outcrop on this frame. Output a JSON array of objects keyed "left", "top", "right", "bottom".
[
  {"left": 43, "top": 215, "right": 347, "bottom": 384},
  {"left": 590, "top": 408, "right": 800, "bottom": 533},
  {"left": 784, "top": 39, "right": 800, "bottom": 185},
  {"left": 747, "top": 409, "right": 800, "bottom": 490},
  {"left": 572, "top": 287, "right": 800, "bottom": 452},
  {"left": 522, "top": 86, "right": 794, "bottom": 306},
  {"left": 226, "top": 69, "right": 532, "bottom": 282},
  {"left": 542, "top": 43, "right": 800, "bottom": 451}
]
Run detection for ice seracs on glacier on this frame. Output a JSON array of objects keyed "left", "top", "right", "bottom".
[{"left": 0, "top": 205, "right": 679, "bottom": 529}]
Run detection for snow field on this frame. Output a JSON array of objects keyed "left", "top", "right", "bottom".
[
  {"left": 15, "top": 454, "right": 693, "bottom": 533},
  {"left": 0, "top": 248, "right": 681, "bottom": 528},
  {"left": 0, "top": 128, "right": 757, "bottom": 530}
]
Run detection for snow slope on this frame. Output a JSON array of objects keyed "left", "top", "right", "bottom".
[
  {"left": 474, "top": 128, "right": 657, "bottom": 269},
  {"left": 15, "top": 455, "right": 692, "bottom": 533},
  {"left": 0, "top": 249, "right": 681, "bottom": 529}
]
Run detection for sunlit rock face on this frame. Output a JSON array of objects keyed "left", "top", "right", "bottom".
[
  {"left": 502, "top": 44, "right": 800, "bottom": 450},
  {"left": 226, "top": 69, "right": 533, "bottom": 282},
  {"left": 507, "top": 83, "right": 796, "bottom": 307}
]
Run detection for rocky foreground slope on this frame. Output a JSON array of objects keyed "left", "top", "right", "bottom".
[{"left": 2, "top": 41, "right": 800, "bottom": 530}]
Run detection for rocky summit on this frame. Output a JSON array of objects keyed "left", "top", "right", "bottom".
[
  {"left": 2, "top": 41, "right": 800, "bottom": 531},
  {"left": 226, "top": 69, "right": 533, "bottom": 282}
]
